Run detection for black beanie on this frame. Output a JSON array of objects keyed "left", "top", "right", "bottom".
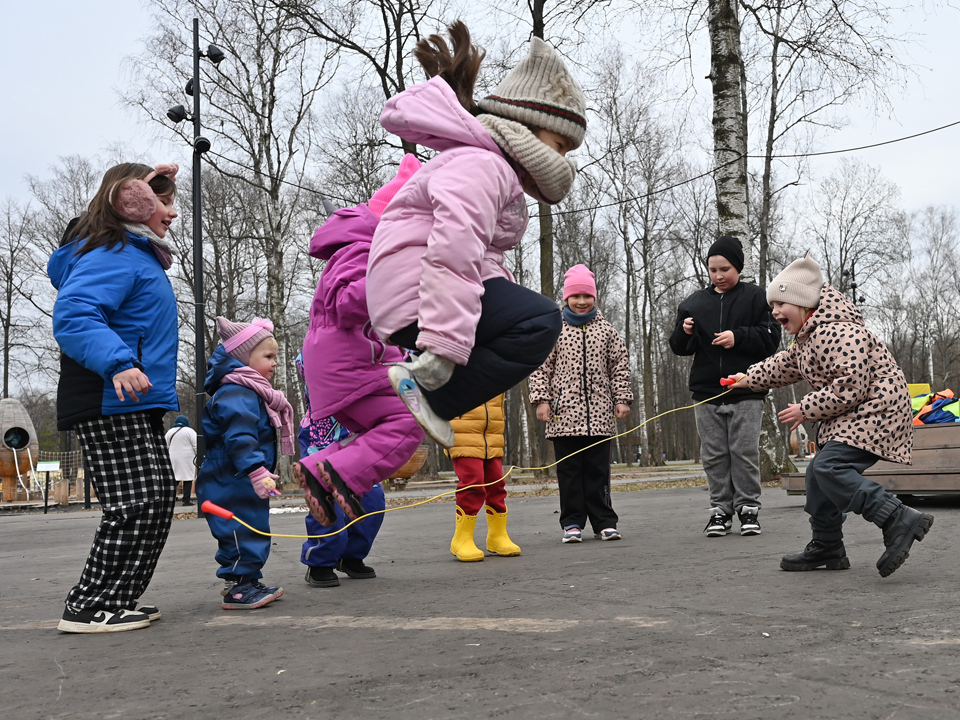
[{"left": 706, "top": 235, "right": 744, "bottom": 273}]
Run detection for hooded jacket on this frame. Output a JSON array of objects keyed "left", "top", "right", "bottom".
[
  {"left": 300, "top": 203, "right": 405, "bottom": 419},
  {"left": 48, "top": 232, "right": 179, "bottom": 429},
  {"left": 367, "top": 77, "right": 529, "bottom": 366},
  {"left": 198, "top": 346, "right": 278, "bottom": 486},
  {"left": 745, "top": 284, "right": 913, "bottom": 464},
  {"left": 446, "top": 394, "right": 505, "bottom": 461},
  {"left": 669, "top": 280, "right": 780, "bottom": 404},
  {"left": 528, "top": 310, "right": 633, "bottom": 438}
]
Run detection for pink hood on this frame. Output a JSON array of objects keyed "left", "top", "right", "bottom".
[
  {"left": 301, "top": 203, "right": 404, "bottom": 418},
  {"left": 367, "top": 78, "right": 529, "bottom": 365}
]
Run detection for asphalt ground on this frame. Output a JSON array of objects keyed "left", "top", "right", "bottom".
[{"left": 1, "top": 485, "right": 957, "bottom": 720}]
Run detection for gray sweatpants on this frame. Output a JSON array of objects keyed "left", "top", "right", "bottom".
[{"left": 694, "top": 399, "right": 763, "bottom": 516}]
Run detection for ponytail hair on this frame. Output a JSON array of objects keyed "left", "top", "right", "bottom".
[{"left": 414, "top": 20, "right": 485, "bottom": 115}]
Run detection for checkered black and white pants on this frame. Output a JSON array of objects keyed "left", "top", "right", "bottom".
[{"left": 65, "top": 411, "right": 177, "bottom": 610}]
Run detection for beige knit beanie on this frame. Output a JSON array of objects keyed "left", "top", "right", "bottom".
[
  {"left": 216, "top": 316, "right": 275, "bottom": 365},
  {"left": 477, "top": 37, "right": 587, "bottom": 149},
  {"left": 767, "top": 253, "right": 825, "bottom": 309}
]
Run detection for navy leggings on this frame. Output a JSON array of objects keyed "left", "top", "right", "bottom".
[{"left": 391, "top": 278, "right": 561, "bottom": 420}]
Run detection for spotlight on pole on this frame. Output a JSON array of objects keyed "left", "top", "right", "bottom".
[
  {"left": 166, "top": 104, "right": 189, "bottom": 123},
  {"left": 205, "top": 44, "right": 225, "bottom": 65}
]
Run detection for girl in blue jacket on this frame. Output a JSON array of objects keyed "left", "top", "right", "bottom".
[
  {"left": 196, "top": 317, "right": 294, "bottom": 610},
  {"left": 49, "top": 162, "right": 181, "bottom": 634}
]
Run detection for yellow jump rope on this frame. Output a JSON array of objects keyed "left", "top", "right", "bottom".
[{"left": 200, "top": 387, "right": 735, "bottom": 539}]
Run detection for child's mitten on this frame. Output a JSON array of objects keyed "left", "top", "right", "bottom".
[
  {"left": 248, "top": 466, "right": 281, "bottom": 499},
  {"left": 410, "top": 351, "right": 455, "bottom": 391}
]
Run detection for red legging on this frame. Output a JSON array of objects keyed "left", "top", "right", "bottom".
[{"left": 452, "top": 457, "right": 507, "bottom": 516}]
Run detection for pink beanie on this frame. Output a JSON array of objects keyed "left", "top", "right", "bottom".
[
  {"left": 216, "top": 316, "right": 275, "bottom": 364},
  {"left": 563, "top": 264, "right": 597, "bottom": 300},
  {"left": 368, "top": 154, "right": 422, "bottom": 218}
]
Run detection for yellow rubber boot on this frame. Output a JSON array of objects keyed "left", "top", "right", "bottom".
[
  {"left": 485, "top": 505, "right": 521, "bottom": 556},
  {"left": 450, "top": 506, "right": 485, "bottom": 562}
]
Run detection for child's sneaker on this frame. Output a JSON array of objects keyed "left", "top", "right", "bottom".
[
  {"left": 321, "top": 460, "right": 366, "bottom": 521},
  {"left": 388, "top": 364, "right": 455, "bottom": 448},
  {"left": 337, "top": 557, "right": 376, "bottom": 579},
  {"left": 57, "top": 606, "right": 151, "bottom": 633},
  {"left": 131, "top": 603, "right": 161, "bottom": 621},
  {"left": 703, "top": 508, "right": 732, "bottom": 537},
  {"left": 252, "top": 579, "right": 283, "bottom": 600},
  {"left": 294, "top": 462, "right": 337, "bottom": 526},
  {"left": 596, "top": 528, "right": 621, "bottom": 541},
  {"left": 562, "top": 527, "right": 582, "bottom": 543},
  {"left": 305, "top": 566, "right": 340, "bottom": 587},
  {"left": 738, "top": 506, "right": 761, "bottom": 536},
  {"left": 221, "top": 580, "right": 279, "bottom": 610}
]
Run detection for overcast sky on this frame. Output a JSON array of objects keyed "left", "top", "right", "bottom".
[{"left": 2, "top": 1, "right": 959, "bottom": 210}]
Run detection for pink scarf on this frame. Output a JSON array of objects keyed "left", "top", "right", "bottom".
[{"left": 221, "top": 366, "right": 295, "bottom": 456}]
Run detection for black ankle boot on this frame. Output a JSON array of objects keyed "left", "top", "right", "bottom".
[
  {"left": 877, "top": 505, "right": 934, "bottom": 578},
  {"left": 781, "top": 539, "right": 850, "bottom": 571},
  {"left": 304, "top": 566, "right": 340, "bottom": 588},
  {"left": 337, "top": 557, "right": 376, "bottom": 579}
]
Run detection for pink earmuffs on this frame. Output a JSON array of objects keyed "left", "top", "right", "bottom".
[{"left": 111, "top": 163, "right": 179, "bottom": 223}]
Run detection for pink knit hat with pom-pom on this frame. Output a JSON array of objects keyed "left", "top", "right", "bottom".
[
  {"left": 368, "top": 154, "right": 422, "bottom": 218},
  {"left": 216, "top": 316, "right": 275, "bottom": 364}
]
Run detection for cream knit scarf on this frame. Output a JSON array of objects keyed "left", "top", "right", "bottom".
[
  {"left": 476, "top": 114, "right": 577, "bottom": 205},
  {"left": 124, "top": 223, "right": 177, "bottom": 270}
]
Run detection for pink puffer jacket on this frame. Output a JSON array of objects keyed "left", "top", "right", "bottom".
[{"left": 367, "top": 77, "right": 529, "bottom": 366}]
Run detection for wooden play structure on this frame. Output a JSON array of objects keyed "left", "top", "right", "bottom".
[{"left": 782, "top": 422, "right": 960, "bottom": 496}]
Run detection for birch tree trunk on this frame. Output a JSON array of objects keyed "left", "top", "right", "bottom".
[{"left": 707, "top": 0, "right": 748, "bottom": 246}]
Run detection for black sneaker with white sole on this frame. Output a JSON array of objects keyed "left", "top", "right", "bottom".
[
  {"left": 58, "top": 606, "right": 151, "bottom": 633},
  {"left": 132, "top": 603, "right": 161, "bottom": 621},
  {"left": 703, "top": 508, "right": 733, "bottom": 537},
  {"left": 738, "top": 506, "right": 761, "bottom": 536}
]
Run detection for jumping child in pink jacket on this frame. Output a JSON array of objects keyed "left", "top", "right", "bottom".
[
  {"left": 294, "top": 157, "right": 425, "bottom": 522},
  {"left": 366, "top": 21, "right": 586, "bottom": 447}
]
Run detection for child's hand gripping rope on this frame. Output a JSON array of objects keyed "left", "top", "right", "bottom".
[{"left": 205, "top": 386, "right": 736, "bottom": 539}]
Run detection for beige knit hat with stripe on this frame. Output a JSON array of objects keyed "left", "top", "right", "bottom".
[
  {"left": 767, "top": 253, "right": 825, "bottom": 309},
  {"left": 477, "top": 37, "right": 587, "bottom": 149}
]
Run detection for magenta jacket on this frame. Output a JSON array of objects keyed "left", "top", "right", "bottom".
[
  {"left": 300, "top": 203, "right": 405, "bottom": 419},
  {"left": 367, "top": 77, "right": 529, "bottom": 366}
]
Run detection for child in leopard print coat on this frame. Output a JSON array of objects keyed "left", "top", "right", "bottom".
[
  {"left": 727, "top": 253, "right": 933, "bottom": 578},
  {"left": 529, "top": 265, "right": 633, "bottom": 544}
]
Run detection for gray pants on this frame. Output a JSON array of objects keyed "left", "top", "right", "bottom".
[
  {"left": 805, "top": 441, "right": 901, "bottom": 541},
  {"left": 695, "top": 399, "right": 763, "bottom": 516}
]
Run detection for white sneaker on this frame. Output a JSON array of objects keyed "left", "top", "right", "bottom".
[
  {"left": 58, "top": 606, "right": 151, "bottom": 634},
  {"left": 562, "top": 527, "right": 582, "bottom": 543},
  {"left": 388, "top": 364, "right": 455, "bottom": 448},
  {"left": 596, "top": 528, "right": 621, "bottom": 541}
]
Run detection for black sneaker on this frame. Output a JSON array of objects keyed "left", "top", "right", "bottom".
[
  {"left": 132, "top": 603, "right": 161, "bottom": 621},
  {"left": 781, "top": 539, "right": 850, "bottom": 571},
  {"left": 58, "top": 606, "right": 151, "bottom": 633},
  {"left": 305, "top": 566, "right": 340, "bottom": 588},
  {"left": 738, "top": 506, "right": 761, "bottom": 536},
  {"left": 703, "top": 508, "right": 732, "bottom": 537},
  {"left": 337, "top": 557, "right": 376, "bottom": 579}
]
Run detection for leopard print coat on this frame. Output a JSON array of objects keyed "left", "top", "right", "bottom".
[
  {"left": 745, "top": 284, "right": 912, "bottom": 464},
  {"left": 528, "top": 310, "right": 633, "bottom": 438}
]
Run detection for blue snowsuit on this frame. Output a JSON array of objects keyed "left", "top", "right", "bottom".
[
  {"left": 297, "top": 409, "right": 385, "bottom": 568},
  {"left": 196, "top": 346, "right": 276, "bottom": 581}
]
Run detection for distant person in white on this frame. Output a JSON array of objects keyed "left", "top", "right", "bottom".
[{"left": 165, "top": 415, "right": 197, "bottom": 506}]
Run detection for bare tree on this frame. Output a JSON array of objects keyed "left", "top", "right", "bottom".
[{"left": 125, "top": 0, "right": 336, "bottom": 408}]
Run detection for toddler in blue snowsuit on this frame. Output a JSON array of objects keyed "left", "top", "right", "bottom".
[
  {"left": 296, "top": 353, "right": 385, "bottom": 587},
  {"left": 197, "top": 317, "right": 295, "bottom": 609}
]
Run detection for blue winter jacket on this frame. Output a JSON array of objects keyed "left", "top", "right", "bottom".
[
  {"left": 48, "top": 232, "right": 179, "bottom": 429},
  {"left": 198, "top": 346, "right": 277, "bottom": 485}
]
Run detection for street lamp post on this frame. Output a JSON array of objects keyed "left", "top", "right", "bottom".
[{"left": 167, "top": 18, "right": 223, "bottom": 513}]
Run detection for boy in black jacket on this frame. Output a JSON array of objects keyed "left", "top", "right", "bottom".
[{"left": 669, "top": 236, "right": 781, "bottom": 537}]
